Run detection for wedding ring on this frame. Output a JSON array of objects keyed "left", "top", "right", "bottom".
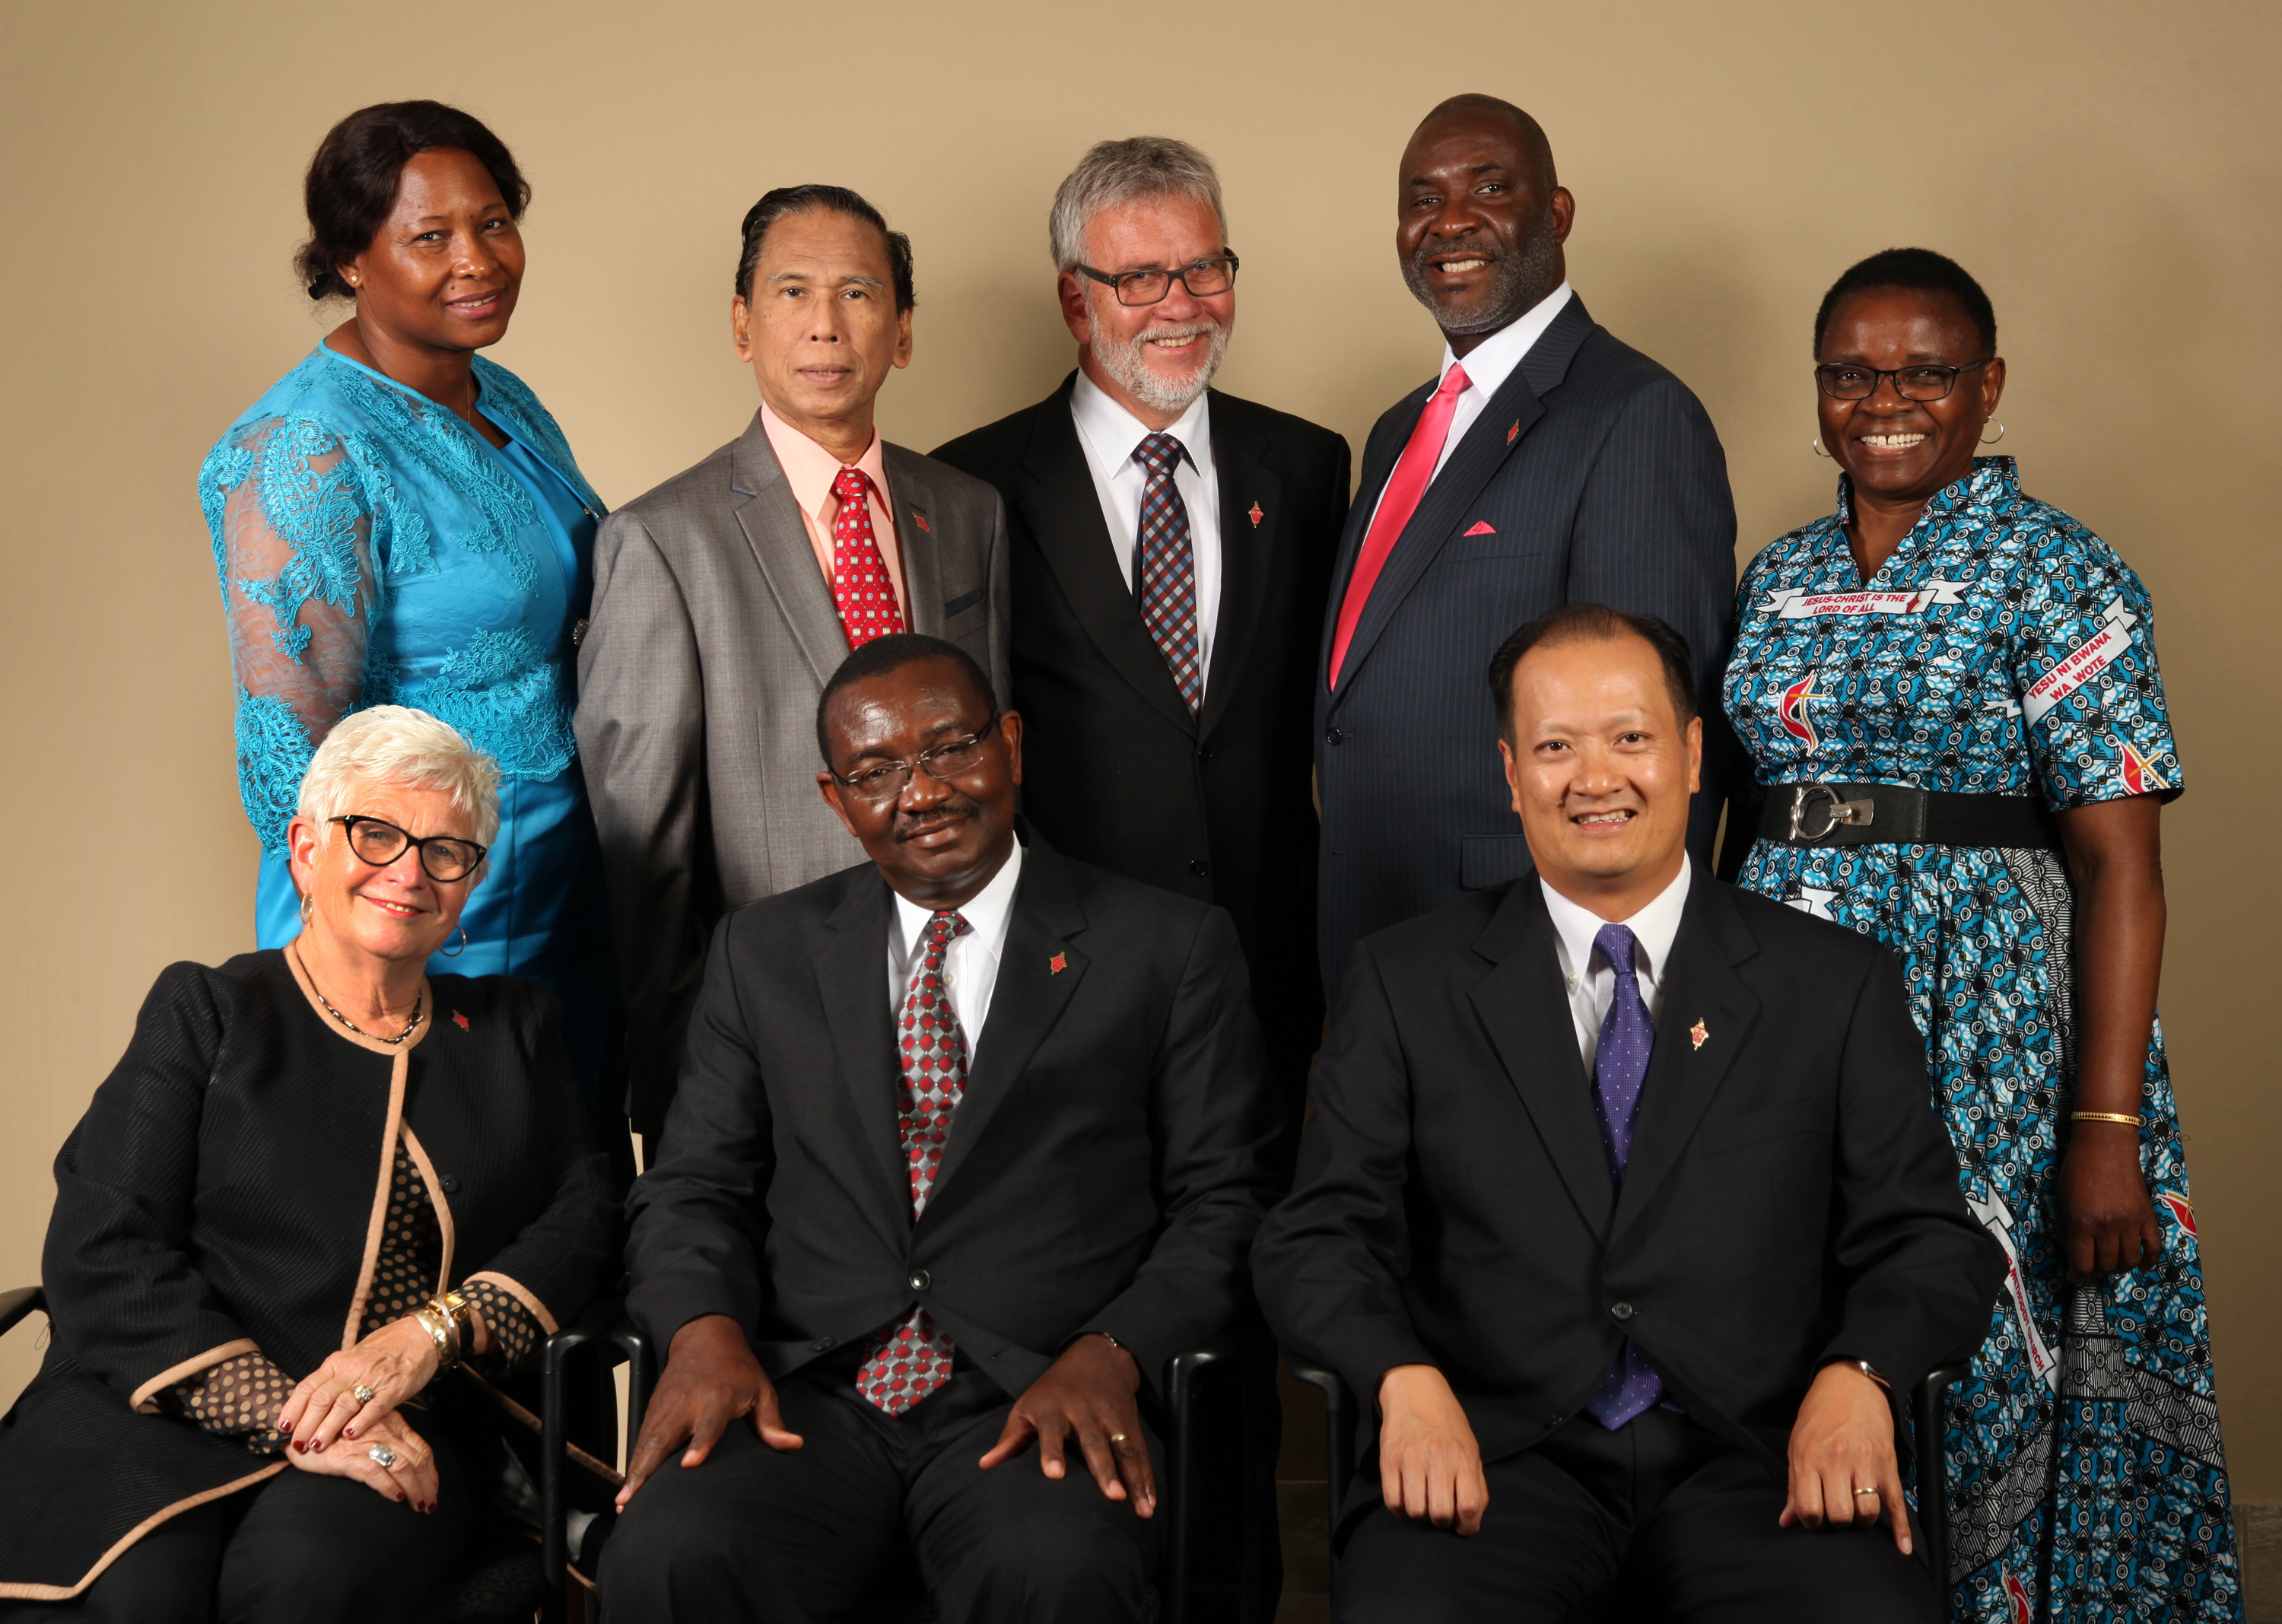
[
  {"left": 1109, "top": 1433, "right": 1129, "bottom": 1444},
  {"left": 368, "top": 1444, "right": 399, "bottom": 1469},
  {"left": 1853, "top": 1487, "right": 1878, "bottom": 1497},
  {"left": 351, "top": 1384, "right": 377, "bottom": 1405}
]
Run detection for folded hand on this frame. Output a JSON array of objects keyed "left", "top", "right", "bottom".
[
  {"left": 278, "top": 1315, "right": 441, "bottom": 1455},
  {"left": 284, "top": 1406, "right": 440, "bottom": 1511},
  {"left": 1781, "top": 1361, "right": 1909, "bottom": 1552}
]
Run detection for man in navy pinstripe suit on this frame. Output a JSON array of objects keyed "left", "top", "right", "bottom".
[{"left": 1316, "top": 94, "right": 1737, "bottom": 992}]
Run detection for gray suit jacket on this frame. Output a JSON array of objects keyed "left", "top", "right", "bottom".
[{"left": 575, "top": 411, "right": 1011, "bottom": 1133}]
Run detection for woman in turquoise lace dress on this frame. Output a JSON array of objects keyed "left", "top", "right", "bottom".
[
  {"left": 199, "top": 101, "right": 615, "bottom": 1109},
  {"left": 1724, "top": 250, "right": 2238, "bottom": 1621}
]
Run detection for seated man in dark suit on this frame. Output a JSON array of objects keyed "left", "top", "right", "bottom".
[
  {"left": 1252, "top": 604, "right": 2005, "bottom": 1622},
  {"left": 597, "top": 633, "right": 1282, "bottom": 1623}
]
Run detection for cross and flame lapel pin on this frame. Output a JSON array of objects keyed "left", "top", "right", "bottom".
[
  {"left": 1689, "top": 1017, "right": 1708, "bottom": 1051},
  {"left": 1049, "top": 952, "right": 1068, "bottom": 975},
  {"left": 1247, "top": 501, "right": 1264, "bottom": 528}
]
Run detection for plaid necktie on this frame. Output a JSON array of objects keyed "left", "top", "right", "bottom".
[
  {"left": 855, "top": 911, "right": 971, "bottom": 1414},
  {"left": 1583, "top": 922, "right": 1668, "bottom": 1429},
  {"left": 830, "top": 465, "right": 906, "bottom": 651},
  {"left": 1132, "top": 431, "right": 1202, "bottom": 714}
]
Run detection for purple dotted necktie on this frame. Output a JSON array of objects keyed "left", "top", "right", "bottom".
[
  {"left": 1132, "top": 432, "right": 1202, "bottom": 715},
  {"left": 1584, "top": 922, "right": 1666, "bottom": 1429}
]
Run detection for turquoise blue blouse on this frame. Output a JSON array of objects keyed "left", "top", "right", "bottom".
[{"left": 199, "top": 343, "right": 615, "bottom": 1095}]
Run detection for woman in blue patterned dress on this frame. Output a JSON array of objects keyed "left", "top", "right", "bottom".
[
  {"left": 1722, "top": 249, "right": 2238, "bottom": 1621},
  {"left": 199, "top": 101, "right": 615, "bottom": 1112}
]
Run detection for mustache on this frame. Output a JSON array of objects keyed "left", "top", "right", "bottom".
[
  {"left": 1407, "top": 235, "right": 1502, "bottom": 276},
  {"left": 893, "top": 795, "right": 980, "bottom": 841}
]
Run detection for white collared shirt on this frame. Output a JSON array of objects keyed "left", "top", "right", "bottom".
[
  {"left": 1069, "top": 369, "right": 1224, "bottom": 691},
  {"left": 887, "top": 841, "right": 1025, "bottom": 1061},
  {"left": 1362, "top": 281, "right": 1575, "bottom": 534},
  {"left": 1540, "top": 853, "right": 1692, "bottom": 1074}
]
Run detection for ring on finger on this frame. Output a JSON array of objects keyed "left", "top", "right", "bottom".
[
  {"left": 1109, "top": 1433, "right": 1128, "bottom": 1444},
  {"left": 351, "top": 1384, "right": 377, "bottom": 1406},
  {"left": 1852, "top": 1487, "right": 1879, "bottom": 1498},
  {"left": 368, "top": 1444, "right": 399, "bottom": 1470}
]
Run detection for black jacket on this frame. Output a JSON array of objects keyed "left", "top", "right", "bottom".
[
  {"left": 623, "top": 832, "right": 1285, "bottom": 1400},
  {"left": 0, "top": 952, "right": 617, "bottom": 1599},
  {"left": 1314, "top": 296, "right": 1739, "bottom": 987},
  {"left": 933, "top": 377, "right": 1350, "bottom": 1111},
  {"left": 1252, "top": 873, "right": 2004, "bottom": 1502}
]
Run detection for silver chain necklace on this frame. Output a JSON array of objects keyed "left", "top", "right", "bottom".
[{"left": 294, "top": 945, "right": 425, "bottom": 1044}]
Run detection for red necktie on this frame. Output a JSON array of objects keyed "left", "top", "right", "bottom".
[
  {"left": 855, "top": 911, "right": 971, "bottom": 1414},
  {"left": 1326, "top": 362, "right": 1471, "bottom": 688},
  {"left": 830, "top": 466, "right": 907, "bottom": 650}
]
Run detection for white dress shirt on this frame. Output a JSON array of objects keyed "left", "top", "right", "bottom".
[
  {"left": 1362, "top": 281, "right": 1575, "bottom": 534},
  {"left": 887, "top": 840, "right": 1025, "bottom": 1062},
  {"left": 1540, "top": 853, "right": 1691, "bottom": 1074},
  {"left": 1069, "top": 369, "right": 1224, "bottom": 691}
]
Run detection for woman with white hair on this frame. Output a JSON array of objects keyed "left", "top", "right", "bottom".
[{"left": 0, "top": 708, "right": 617, "bottom": 1619}]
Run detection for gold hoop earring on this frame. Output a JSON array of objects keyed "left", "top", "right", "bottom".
[
  {"left": 1810, "top": 437, "right": 1833, "bottom": 459},
  {"left": 440, "top": 925, "right": 469, "bottom": 958},
  {"left": 1979, "top": 421, "right": 2007, "bottom": 446}
]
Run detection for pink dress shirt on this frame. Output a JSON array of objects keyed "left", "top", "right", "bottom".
[{"left": 759, "top": 401, "right": 906, "bottom": 619}]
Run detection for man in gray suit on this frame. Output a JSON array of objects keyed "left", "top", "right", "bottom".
[
  {"left": 1316, "top": 94, "right": 1737, "bottom": 991},
  {"left": 577, "top": 184, "right": 1010, "bottom": 1137}
]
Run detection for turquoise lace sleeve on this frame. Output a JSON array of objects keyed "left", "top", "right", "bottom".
[{"left": 199, "top": 415, "right": 380, "bottom": 856}]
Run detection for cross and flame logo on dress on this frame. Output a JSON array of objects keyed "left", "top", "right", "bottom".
[
  {"left": 2119, "top": 738, "right": 2169, "bottom": 796},
  {"left": 1778, "top": 671, "right": 1823, "bottom": 749}
]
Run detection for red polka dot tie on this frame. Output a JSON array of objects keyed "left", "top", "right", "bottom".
[
  {"left": 830, "top": 465, "right": 906, "bottom": 650},
  {"left": 856, "top": 910, "right": 971, "bottom": 1413}
]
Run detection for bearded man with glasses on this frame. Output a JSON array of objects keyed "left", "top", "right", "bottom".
[
  {"left": 602, "top": 634, "right": 1280, "bottom": 1624},
  {"left": 934, "top": 136, "right": 1350, "bottom": 1137}
]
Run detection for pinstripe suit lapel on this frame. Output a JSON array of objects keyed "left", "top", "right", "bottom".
[
  {"left": 728, "top": 415, "right": 847, "bottom": 688},
  {"left": 1327, "top": 298, "right": 1599, "bottom": 704}
]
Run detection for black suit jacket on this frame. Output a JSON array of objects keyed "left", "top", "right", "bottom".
[
  {"left": 623, "top": 832, "right": 1285, "bottom": 1400},
  {"left": 1252, "top": 872, "right": 2003, "bottom": 1500},
  {"left": 933, "top": 377, "right": 1350, "bottom": 1108},
  {"left": 1314, "top": 296, "right": 1738, "bottom": 987}
]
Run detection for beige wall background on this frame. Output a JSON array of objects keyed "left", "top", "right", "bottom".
[{"left": 3, "top": 0, "right": 2275, "bottom": 1492}]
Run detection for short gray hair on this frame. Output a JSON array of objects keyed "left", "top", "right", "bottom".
[
  {"left": 1048, "top": 137, "right": 1227, "bottom": 274},
  {"left": 297, "top": 706, "right": 502, "bottom": 847}
]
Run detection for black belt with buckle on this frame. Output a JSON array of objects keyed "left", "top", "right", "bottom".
[{"left": 1756, "top": 782, "right": 2061, "bottom": 850}]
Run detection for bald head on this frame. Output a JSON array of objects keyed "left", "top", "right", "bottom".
[
  {"left": 1397, "top": 94, "right": 1573, "bottom": 348},
  {"left": 1413, "top": 94, "right": 1557, "bottom": 195}
]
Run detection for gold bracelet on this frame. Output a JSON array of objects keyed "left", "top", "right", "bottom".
[
  {"left": 428, "top": 1291, "right": 472, "bottom": 1367},
  {"left": 2071, "top": 1111, "right": 2144, "bottom": 1127},
  {"left": 409, "top": 1306, "right": 456, "bottom": 1368}
]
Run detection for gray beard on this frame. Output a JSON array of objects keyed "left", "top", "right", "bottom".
[
  {"left": 1403, "top": 207, "right": 1562, "bottom": 338},
  {"left": 1089, "top": 309, "right": 1228, "bottom": 416}
]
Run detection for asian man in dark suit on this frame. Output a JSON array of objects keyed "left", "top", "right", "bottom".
[
  {"left": 1254, "top": 605, "right": 2004, "bottom": 1622},
  {"left": 934, "top": 137, "right": 1349, "bottom": 1122},
  {"left": 1316, "top": 94, "right": 1738, "bottom": 990},
  {"left": 599, "top": 634, "right": 1282, "bottom": 1624}
]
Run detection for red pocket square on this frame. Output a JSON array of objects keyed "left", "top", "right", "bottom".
[{"left": 1464, "top": 520, "right": 1497, "bottom": 537}]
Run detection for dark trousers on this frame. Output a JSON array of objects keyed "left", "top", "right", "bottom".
[
  {"left": 1335, "top": 1409, "right": 1940, "bottom": 1624},
  {"left": 599, "top": 1367, "right": 1162, "bottom": 1622},
  {"left": 0, "top": 1420, "right": 474, "bottom": 1624}
]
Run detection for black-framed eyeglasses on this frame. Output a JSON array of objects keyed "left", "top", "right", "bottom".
[
  {"left": 829, "top": 723, "right": 1000, "bottom": 804},
  {"left": 1076, "top": 253, "right": 1240, "bottom": 307},
  {"left": 1815, "top": 360, "right": 1986, "bottom": 402},
  {"left": 331, "top": 815, "right": 488, "bottom": 882}
]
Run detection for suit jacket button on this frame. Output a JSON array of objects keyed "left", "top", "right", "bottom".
[
  {"left": 1610, "top": 1301, "right": 1635, "bottom": 1321},
  {"left": 1197, "top": 745, "right": 1213, "bottom": 764},
  {"left": 811, "top": 1337, "right": 835, "bottom": 1352},
  {"left": 908, "top": 1270, "right": 932, "bottom": 1292},
  {"left": 1325, "top": 728, "right": 1345, "bottom": 745},
  {"left": 1546, "top": 1412, "right": 1565, "bottom": 1427},
  {"left": 440, "top": 1174, "right": 460, "bottom": 1194},
  {"left": 1188, "top": 859, "right": 1210, "bottom": 877}
]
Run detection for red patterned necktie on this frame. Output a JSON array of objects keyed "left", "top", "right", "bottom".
[
  {"left": 830, "top": 465, "right": 907, "bottom": 650},
  {"left": 1132, "top": 431, "right": 1203, "bottom": 715},
  {"left": 1327, "top": 362, "right": 1471, "bottom": 688},
  {"left": 856, "top": 910, "right": 971, "bottom": 1414}
]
